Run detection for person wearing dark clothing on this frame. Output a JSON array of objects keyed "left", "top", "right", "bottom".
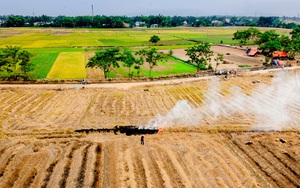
[{"left": 141, "top": 135, "right": 144, "bottom": 145}]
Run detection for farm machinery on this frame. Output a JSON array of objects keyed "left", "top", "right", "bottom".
[{"left": 75, "top": 125, "right": 159, "bottom": 136}]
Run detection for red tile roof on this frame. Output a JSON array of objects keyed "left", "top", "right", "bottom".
[
  {"left": 272, "top": 51, "right": 287, "bottom": 58},
  {"left": 247, "top": 49, "right": 260, "bottom": 56}
]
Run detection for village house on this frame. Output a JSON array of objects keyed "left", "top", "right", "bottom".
[
  {"left": 135, "top": 21, "right": 146, "bottom": 28},
  {"left": 272, "top": 51, "right": 288, "bottom": 59},
  {"left": 246, "top": 49, "right": 261, "bottom": 57},
  {"left": 0, "top": 19, "right": 5, "bottom": 26}
]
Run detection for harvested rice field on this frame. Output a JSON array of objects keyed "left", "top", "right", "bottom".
[{"left": 0, "top": 67, "right": 300, "bottom": 188}]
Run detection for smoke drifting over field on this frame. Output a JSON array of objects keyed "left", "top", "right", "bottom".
[{"left": 146, "top": 71, "right": 300, "bottom": 130}]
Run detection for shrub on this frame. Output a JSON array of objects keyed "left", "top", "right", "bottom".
[{"left": 238, "top": 64, "right": 251, "bottom": 68}]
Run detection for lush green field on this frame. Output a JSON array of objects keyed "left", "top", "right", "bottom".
[
  {"left": 27, "top": 48, "right": 84, "bottom": 79},
  {"left": 0, "top": 27, "right": 292, "bottom": 79},
  {"left": 113, "top": 58, "right": 196, "bottom": 78},
  {"left": 29, "top": 53, "right": 59, "bottom": 79},
  {"left": 47, "top": 52, "right": 86, "bottom": 79}
]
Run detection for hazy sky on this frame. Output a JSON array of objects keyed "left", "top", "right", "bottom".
[{"left": 1, "top": 0, "right": 300, "bottom": 17}]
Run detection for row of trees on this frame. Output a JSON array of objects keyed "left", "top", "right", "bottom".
[
  {"left": 0, "top": 46, "right": 33, "bottom": 79},
  {"left": 87, "top": 36, "right": 216, "bottom": 79},
  {"left": 1, "top": 15, "right": 299, "bottom": 29},
  {"left": 86, "top": 47, "right": 172, "bottom": 78},
  {"left": 233, "top": 27, "right": 300, "bottom": 59}
]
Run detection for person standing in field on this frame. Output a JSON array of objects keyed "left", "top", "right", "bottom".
[{"left": 141, "top": 135, "right": 144, "bottom": 145}]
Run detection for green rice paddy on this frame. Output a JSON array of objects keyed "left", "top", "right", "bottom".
[{"left": 0, "top": 27, "right": 292, "bottom": 79}]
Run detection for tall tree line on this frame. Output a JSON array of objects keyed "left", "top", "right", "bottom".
[{"left": 1, "top": 15, "right": 299, "bottom": 29}]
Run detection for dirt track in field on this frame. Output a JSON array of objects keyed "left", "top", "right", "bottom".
[{"left": 0, "top": 67, "right": 300, "bottom": 187}]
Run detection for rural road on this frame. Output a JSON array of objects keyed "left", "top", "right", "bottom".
[{"left": 0, "top": 66, "right": 298, "bottom": 90}]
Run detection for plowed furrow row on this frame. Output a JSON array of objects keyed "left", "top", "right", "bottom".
[
  {"left": 59, "top": 143, "right": 80, "bottom": 188},
  {"left": 1, "top": 93, "right": 24, "bottom": 112},
  {"left": 158, "top": 89, "right": 176, "bottom": 113},
  {"left": 155, "top": 145, "right": 185, "bottom": 187},
  {"left": 5, "top": 93, "right": 28, "bottom": 112},
  {"left": 137, "top": 94, "right": 153, "bottom": 118},
  {"left": 172, "top": 87, "right": 186, "bottom": 101},
  {"left": 140, "top": 94, "right": 156, "bottom": 117},
  {"left": 283, "top": 152, "right": 300, "bottom": 164},
  {"left": 182, "top": 87, "right": 200, "bottom": 106},
  {"left": 140, "top": 157, "right": 154, "bottom": 187},
  {"left": 183, "top": 140, "right": 216, "bottom": 187},
  {"left": 23, "top": 168, "right": 38, "bottom": 188},
  {"left": 46, "top": 142, "right": 74, "bottom": 188},
  {"left": 0, "top": 92, "right": 11, "bottom": 104},
  {"left": 17, "top": 94, "right": 48, "bottom": 114},
  {"left": 215, "top": 137, "right": 259, "bottom": 187},
  {"left": 127, "top": 96, "right": 138, "bottom": 117},
  {"left": 127, "top": 98, "right": 140, "bottom": 123},
  {"left": 12, "top": 93, "right": 40, "bottom": 114},
  {"left": 83, "top": 144, "right": 96, "bottom": 187},
  {"left": 64, "top": 144, "right": 86, "bottom": 188},
  {"left": 209, "top": 146, "right": 244, "bottom": 187},
  {"left": 123, "top": 147, "right": 137, "bottom": 188},
  {"left": 92, "top": 144, "right": 102, "bottom": 188},
  {"left": 141, "top": 146, "right": 165, "bottom": 187},
  {"left": 257, "top": 141, "right": 300, "bottom": 186},
  {"left": 133, "top": 94, "right": 149, "bottom": 117},
  {"left": 0, "top": 154, "right": 15, "bottom": 178},
  {"left": 76, "top": 144, "right": 92, "bottom": 188},
  {"left": 232, "top": 139, "right": 283, "bottom": 188},
  {"left": 79, "top": 93, "right": 98, "bottom": 127},
  {"left": 55, "top": 94, "right": 89, "bottom": 126},
  {"left": 100, "top": 94, "right": 109, "bottom": 115},
  {"left": 150, "top": 149, "right": 173, "bottom": 187},
  {"left": 45, "top": 92, "right": 76, "bottom": 122},
  {"left": 27, "top": 93, "right": 55, "bottom": 114},
  {"left": 152, "top": 96, "right": 168, "bottom": 115},
  {"left": 166, "top": 147, "right": 193, "bottom": 187},
  {"left": 120, "top": 96, "right": 129, "bottom": 116},
  {"left": 267, "top": 140, "right": 300, "bottom": 170},
  {"left": 203, "top": 150, "right": 231, "bottom": 188},
  {"left": 36, "top": 92, "right": 66, "bottom": 119},
  {"left": 41, "top": 160, "right": 58, "bottom": 188},
  {"left": 0, "top": 143, "right": 26, "bottom": 180},
  {"left": 109, "top": 98, "right": 118, "bottom": 117},
  {"left": 130, "top": 146, "right": 147, "bottom": 188},
  {"left": 102, "top": 141, "right": 117, "bottom": 187},
  {"left": 148, "top": 94, "right": 163, "bottom": 116},
  {"left": 193, "top": 86, "right": 206, "bottom": 105},
  {"left": 154, "top": 88, "right": 174, "bottom": 113},
  {"left": 0, "top": 155, "right": 30, "bottom": 188},
  {"left": 133, "top": 94, "right": 142, "bottom": 117},
  {"left": 195, "top": 89, "right": 208, "bottom": 106},
  {"left": 0, "top": 142, "right": 14, "bottom": 158}
]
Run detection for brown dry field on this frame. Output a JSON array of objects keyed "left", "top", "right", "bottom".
[
  {"left": 163, "top": 45, "right": 267, "bottom": 71},
  {"left": 0, "top": 66, "right": 300, "bottom": 186}
]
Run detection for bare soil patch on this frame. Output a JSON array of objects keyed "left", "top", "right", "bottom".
[{"left": 169, "top": 45, "right": 267, "bottom": 71}]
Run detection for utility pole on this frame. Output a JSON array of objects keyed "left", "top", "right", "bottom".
[{"left": 91, "top": 5, "right": 94, "bottom": 27}]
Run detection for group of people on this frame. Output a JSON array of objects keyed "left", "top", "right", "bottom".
[
  {"left": 215, "top": 69, "right": 238, "bottom": 80},
  {"left": 216, "top": 69, "right": 238, "bottom": 76}
]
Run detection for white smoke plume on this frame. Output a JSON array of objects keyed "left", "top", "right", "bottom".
[{"left": 146, "top": 71, "right": 300, "bottom": 131}]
